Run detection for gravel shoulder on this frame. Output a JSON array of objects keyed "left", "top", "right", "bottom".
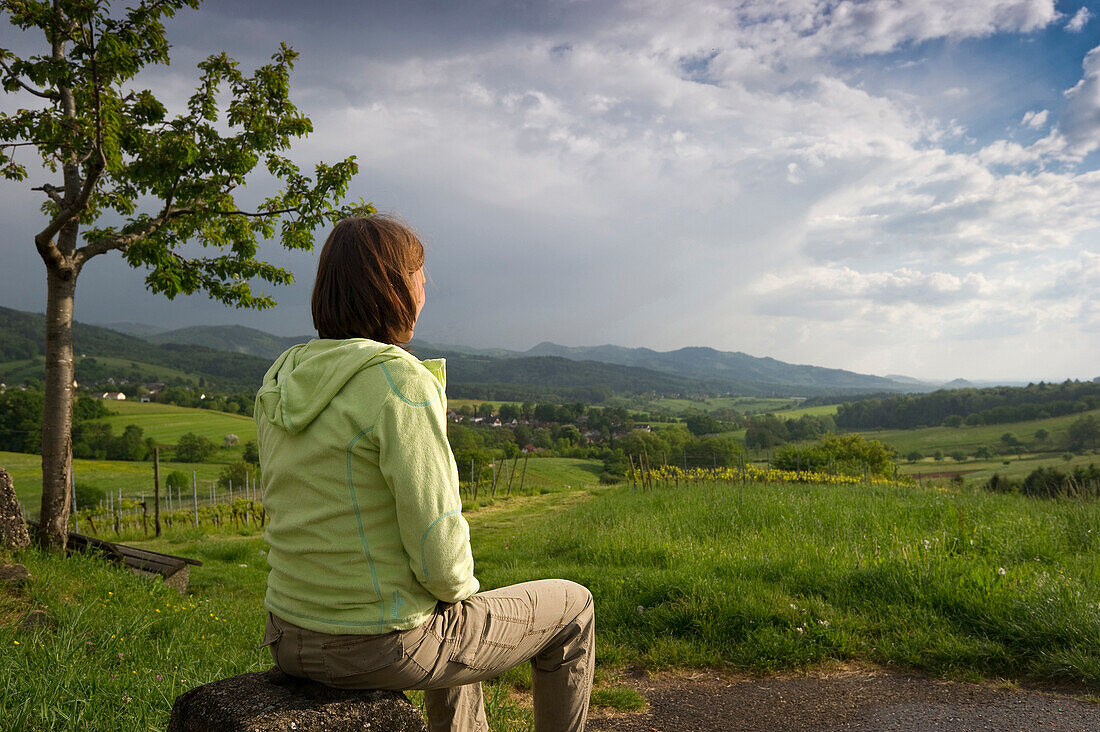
[{"left": 587, "top": 664, "right": 1100, "bottom": 731}]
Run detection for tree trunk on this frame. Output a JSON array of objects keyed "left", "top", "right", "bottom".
[{"left": 36, "top": 266, "right": 78, "bottom": 551}]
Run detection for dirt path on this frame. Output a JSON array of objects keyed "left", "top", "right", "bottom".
[{"left": 587, "top": 665, "right": 1099, "bottom": 731}]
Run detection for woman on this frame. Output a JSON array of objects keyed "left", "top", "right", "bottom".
[{"left": 255, "top": 215, "right": 595, "bottom": 732}]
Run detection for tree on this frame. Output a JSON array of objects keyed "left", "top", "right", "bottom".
[
  {"left": 906, "top": 450, "right": 922, "bottom": 463},
  {"left": 684, "top": 412, "right": 722, "bottom": 436},
  {"left": 1, "top": 1, "right": 363, "bottom": 549},
  {"left": 217, "top": 460, "right": 255, "bottom": 492},
  {"left": 1068, "top": 415, "right": 1100, "bottom": 451},
  {"left": 165, "top": 469, "right": 188, "bottom": 492},
  {"left": 174, "top": 432, "right": 216, "bottom": 463}
]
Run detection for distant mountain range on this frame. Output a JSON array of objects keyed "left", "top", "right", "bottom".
[
  {"left": 105, "top": 322, "right": 933, "bottom": 396},
  {"left": 2, "top": 307, "right": 1052, "bottom": 399}
]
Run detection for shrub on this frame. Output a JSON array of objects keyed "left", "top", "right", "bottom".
[
  {"left": 984, "top": 473, "right": 1017, "bottom": 493},
  {"left": 165, "top": 470, "right": 189, "bottom": 492},
  {"left": 74, "top": 483, "right": 105, "bottom": 509},
  {"left": 906, "top": 450, "right": 923, "bottom": 463},
  {"left": 1021, "top": 464, "right": 1100, "bottom": 499},
  {"left": 174, "top": 432, "right": 217, "bottom": 463},
  {"left": 772, "top": 434, "right": 895, "bottom": 477},
  {"left": 218, "top": 461, "right": 259, "bottom": 492}
]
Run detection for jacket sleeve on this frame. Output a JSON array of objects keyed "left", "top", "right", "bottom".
[{"left": 376, "top": 363, "right": 479, "bottom": 603}]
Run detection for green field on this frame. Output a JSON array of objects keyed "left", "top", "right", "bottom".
[
  {"left": 1, "top": 450, "right": 242, "bottom": 517},
  {"left": 899, "top": 452, "right": 1100, "bottom": 484},
  {"left": 863, "top": 408, "right": 1100, "bottom": 456},
  {"left": 495, "top": 456, "right": 604, "bottom": 493},
  {"left": 100, "top": 401, "right": 257, "bottom": 445},
  {"left": 1, "top": 446, "right": 604, "bottom": 520},
  {"left": 0, "top": 354, "right": 200, "bottom": 388},
  {"left": 0, "top": 358, "right": 46, "bottom": 385},
  {"left": 77, "top": 355, "right": 199, "bottom": 384},
  {"left": 643, "top": 396, "right": 799, "bottom": 415},
  {"left": 3, "top": 479, "right": 1098, "bottom": 730},
  {"left": 772, "top": 403, "right": 840, "bottom": 418}
]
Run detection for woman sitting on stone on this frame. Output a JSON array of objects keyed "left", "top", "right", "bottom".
[{"left": 255, "top": 215, "right": 595, "bottom": 732}]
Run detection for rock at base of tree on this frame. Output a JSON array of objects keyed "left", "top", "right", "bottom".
[
  {"left": 0, "top": 563, "right": 31, "bottom": 586},
  {"left": 167, "top": 668, "right": 427, "bottom": 732},
  {"left": 0, "top": 469, "right": 31, "bottom": 550}
]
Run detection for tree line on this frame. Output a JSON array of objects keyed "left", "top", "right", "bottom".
[{"left": 835, "top": 380, "right": 1100, "bottom": 430}]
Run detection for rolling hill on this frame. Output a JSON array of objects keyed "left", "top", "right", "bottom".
[
  {"left": 0, "top": 306, "right": 270, "bottom": 392},
  {"left": 127, "top": 323, "right": 924, "bottom": 395},
  {"left": 2, "top": 309, "right": 935, "bottom": 400}
]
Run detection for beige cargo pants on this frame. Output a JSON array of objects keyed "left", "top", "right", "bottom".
[{"left": 264, "top": 579, "right": 595, "bottom": 732}]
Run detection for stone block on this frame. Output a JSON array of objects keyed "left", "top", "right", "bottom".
[
  {"left": 167, "top": 668, "right": 427, "bottom": 732},
  {"left": 0, "top": 469, "right": 31, "bottom": 550}
]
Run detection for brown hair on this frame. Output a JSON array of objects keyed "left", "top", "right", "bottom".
[{"left": 311, "top": 215, "right": 425, "bottom": 344}]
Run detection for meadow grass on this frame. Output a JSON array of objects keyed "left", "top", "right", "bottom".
[
  {"left": 3, "top": 474, "right": 1098, "bottom": 729},
  {"left": 771, "top": 404, "right": 840, "bottom": 418},
  {"left": 2, "top": 450, "right": 245, "bottom": 518},
  {"left": 643, "top": 396, "right": 798, "bottom": 415},
  {"left": 98, "top": 401, "right": 257, "bottom": 446},
  {"left": 899, "top": 452, "right": 1100, "bottom": 483},
  {"left": 864, "top": 408, "right": 1100, "bottom": 455},
  {"left": 473, "top": 482, "right": 1100, "bottom": 684}
]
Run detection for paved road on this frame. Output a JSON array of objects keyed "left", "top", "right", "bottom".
[{"left": 588, "top": 667, "right": 1100, "bottom": 731}]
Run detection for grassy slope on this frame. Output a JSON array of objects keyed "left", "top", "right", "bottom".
[
  {"left": 1, "top": 450, "right": 241, "bottom": 517},
  {"left": 643, "top": 396, "right": 798, "bottom": 415},
  {"left": 1, "top": 445, "right": 602, "bottom": 519},
  {"left": 3, "top": 481, "right": 1098, "bottom": 730},
  {"left": 100, "top": 401, "right": 257, "bottom": 445},
  {"left": 772, "top": 404, "right": 841, "bottom": 418},
  {"left": 862, "top": 408, "right": 1100, "bottom": 455}
]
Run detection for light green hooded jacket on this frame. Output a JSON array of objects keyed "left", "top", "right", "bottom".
[{"left": 255, "top": 338, "right": 478, "bottom": 635}]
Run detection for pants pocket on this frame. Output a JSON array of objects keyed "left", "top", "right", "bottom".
[
  {"left": 449, "top": 596, "right": 530, "bottom": 671},
  {"left": 320, "top": 631, "right": 404, "bottom": 684},
  {"left": 261, "top": 613, "right": 284, "bottom": 665}
]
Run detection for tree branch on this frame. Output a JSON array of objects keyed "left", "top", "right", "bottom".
[
  {"left": 75, "top": 205, "right": 195, "bottom": 264},
  {"left": 33, "top": 230, "right": 67, "bottom": 271},
  {"left": 213, "top": 206, "right": 302, "bottom": 218},
  {"left": 0, "top": 57, "right": 60, "bottom": 100},
  {"left": 32, "top": 183, "right": 65, "bottom": 206}
]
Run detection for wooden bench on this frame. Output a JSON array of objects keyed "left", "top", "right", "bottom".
[{"left": 65, "top": 529, "right": 202, "bottom": 593}]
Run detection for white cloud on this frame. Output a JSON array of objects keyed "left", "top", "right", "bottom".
[
  {"left": 1060, "top": 45, "right": 1100, "bottom": 158},
  {"left": 1021, "top": 109, "right": 1049, "bottom": 128},
  {"left": 1065, "top": 7, "right": 1092, "bottom": 32},
  {"left": 4, "top": 0, "right": 1096, "bottom": 379}
]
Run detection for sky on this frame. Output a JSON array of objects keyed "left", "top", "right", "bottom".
[{"left": 2, "top": 0, "right": 1099, "bottom": 382}]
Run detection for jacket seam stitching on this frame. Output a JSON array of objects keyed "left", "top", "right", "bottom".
[
  {"left": 380, "top": 361, "right": 440, "bottom": 407},
  {"left": 346, "top": 427, "right": 384, "bottom": 623},
  {"left": 419, "top": 509, "right": 463, "bottom": 581}
]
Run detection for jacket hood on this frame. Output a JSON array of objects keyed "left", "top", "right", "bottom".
[{"left": 256, "top": 339, "right": 436, "bottom": 435}]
